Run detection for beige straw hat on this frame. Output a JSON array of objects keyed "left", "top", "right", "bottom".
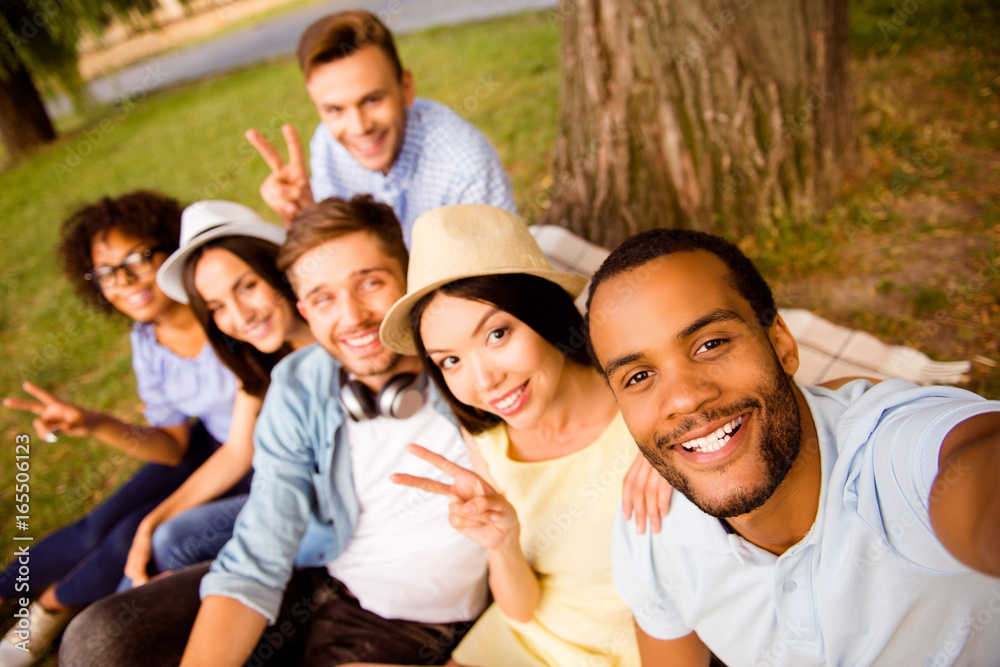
[{"left": 380, "top": 204, "right": 588, "bottom": 356}]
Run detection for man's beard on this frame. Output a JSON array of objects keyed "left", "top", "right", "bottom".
[
  {"left": 342, "top": 347, "right": 402, "bottom": 379},
  {"left": 642, "top": 356, "right": 802, "bottom": 519}
]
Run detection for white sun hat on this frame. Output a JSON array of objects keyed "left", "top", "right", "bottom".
[{"left": 157, "top": 200, "right": 286, "bottom": 304}]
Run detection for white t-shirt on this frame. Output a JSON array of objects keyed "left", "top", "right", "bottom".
[
  {"left": 328, "top": 400, "right": 489, "bottom": 623},
  {"left": 612, "top": 379, "right": 1000, "bottom": 666}
]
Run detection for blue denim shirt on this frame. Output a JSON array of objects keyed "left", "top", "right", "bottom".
[{"left": 200, "top": 343, "right": 453, "bottom": 622}]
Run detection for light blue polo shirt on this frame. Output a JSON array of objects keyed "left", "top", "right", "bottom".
[{"left": 612, "top": 379, "right": 1000, "bottom": 667}]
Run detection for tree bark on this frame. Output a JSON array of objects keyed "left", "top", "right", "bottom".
[
  {"left": 537, "top": 0, "right": 857, "bottom": 248},
  {"left": 0, "top": 55, "right": 57, "bottom": 159}
]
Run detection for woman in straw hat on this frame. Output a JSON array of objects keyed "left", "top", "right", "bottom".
[
  {"left": 0, "top": 192, "right": 239, "bottom": 666},
  {"left": 378, "top": 204, "right": 647, "bottom": 666},
  {"left": 122, "top": 200, "right": 313, "bottom": 588}
]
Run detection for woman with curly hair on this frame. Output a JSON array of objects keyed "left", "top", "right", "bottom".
[{"left": 0, "top": 191, "right": 239, "bottom": 666}]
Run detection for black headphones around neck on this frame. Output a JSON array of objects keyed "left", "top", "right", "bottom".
[{"left": 339, "top": 369, "right": 427, "bottom": 422}]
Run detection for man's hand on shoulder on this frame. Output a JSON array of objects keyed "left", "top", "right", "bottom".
[{"left": 246, "top": 124, "right": 315, "bottom": 228}]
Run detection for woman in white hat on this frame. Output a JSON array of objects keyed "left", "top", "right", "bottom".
[
  {"left": 0, "top": 192, "right": 239, "bottom": 666},
  {"left": 378, "top": 205, "right": 646, "bottom": 667},
  {"left": 121, "top": 200, "right": 313, "bottom": 587}
]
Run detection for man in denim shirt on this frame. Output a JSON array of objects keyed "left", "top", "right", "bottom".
[
  {"left": 59, "top": 197, "right": 488, "bottom": 666},
  {"left": 247, "top": 10, "right": 516, "bottom": 244}
]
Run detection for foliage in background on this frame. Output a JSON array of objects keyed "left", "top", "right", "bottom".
[
  {"left": 1, "top": 0, "right": 160, "bottom": 93},
  {"left": 0, "top": 0, "right": 179, "bottom": 159}
]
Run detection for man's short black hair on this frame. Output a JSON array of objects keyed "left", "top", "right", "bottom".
[{"left": 584, "top": 228, "right": 777, "bottom": 365}]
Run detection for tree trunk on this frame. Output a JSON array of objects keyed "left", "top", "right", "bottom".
[
  {"left": 0, "top": 56, "right": 57, "bottom": 159},
  {"left": 537, "top": 0, "right": 856, "bottom": 248}
]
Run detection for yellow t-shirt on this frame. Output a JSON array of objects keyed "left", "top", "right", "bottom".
[{"left": 451, "top": 413, "right": 641, "bottom": 667}]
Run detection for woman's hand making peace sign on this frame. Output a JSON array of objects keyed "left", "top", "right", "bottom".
[
  {"left": 3, "top": 381, "right": 97, "bottom": 441},
  {"left": 391, "top": 443, "right": 521, "bottom": 551},
  {"left": 4, "top": 380, "right": 190, "bottom": 464}
]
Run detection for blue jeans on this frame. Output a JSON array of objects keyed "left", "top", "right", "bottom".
[
  {"left": 0, "top": 422, "right": 218, "bottom": 607},
  {"left": 151, "top": 493, "right": 249, "bottom": 572}
]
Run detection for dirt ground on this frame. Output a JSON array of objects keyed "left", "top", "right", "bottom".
[{"left": 767, "top": 45, "right": 1000, "bottom": 398}]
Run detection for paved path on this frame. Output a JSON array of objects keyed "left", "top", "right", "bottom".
[{"left": 53, "top": 0, "right": 557, "bottom": 114}]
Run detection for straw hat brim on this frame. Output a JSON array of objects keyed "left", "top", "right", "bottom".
[
  {"left": 157, "top": 221, "right": 286, "bottom": 304},
  {"left": 380, "top": 267, "right": 587, "bottom": 356}
]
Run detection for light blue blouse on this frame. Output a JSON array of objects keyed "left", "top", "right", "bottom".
[{"left": 129, "top": 321, "right": 236, "bottom": 443}]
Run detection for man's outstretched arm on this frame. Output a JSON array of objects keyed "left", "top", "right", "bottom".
[{"left": 929, "top": 410, "right": 1000, "bottom": 577}]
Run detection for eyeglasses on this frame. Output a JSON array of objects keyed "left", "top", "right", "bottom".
[{"left": 85, "top": 247, "right": 165, "bottom": 290}]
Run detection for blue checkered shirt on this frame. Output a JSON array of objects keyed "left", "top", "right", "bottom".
[{"left": 309, "top": 98, "right": 517, "bottom": 245}]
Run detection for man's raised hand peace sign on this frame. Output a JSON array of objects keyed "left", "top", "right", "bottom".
[{"left": 245, "top": 124, "right": 316, "bottom": 228}]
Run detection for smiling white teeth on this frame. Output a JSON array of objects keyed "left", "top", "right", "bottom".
[
  {"left": 246, "top": 317, "right": 269, "bottom": 338},
  {"left": 352, "top": 133, "right": 384, "bottom": 150},
  {"left": 493, "top": 385, "right": 525, "bottom": 411},
  {"left": 127, "top": 289, "right": 151, "bottom": 306},
  {"left": 679, "top": 415, "right": 744, "bottom": 453},
  {"left": 342, "top": 331, "right": 378, "bottom": 347}
]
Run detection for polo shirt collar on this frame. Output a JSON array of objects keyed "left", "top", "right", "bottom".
[
  {"left": 665, "top": 493, "right": 776, "bottom": 565},
  {"left": 795, "top": 381, "right": 837, "bottom": 551}
]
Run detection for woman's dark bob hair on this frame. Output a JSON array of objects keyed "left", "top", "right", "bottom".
[
  {"left": 410, "top": 273, "right": 592, "bottom": 435},
  {"left": 181, "top": 235, "right": 303, "bottom": 397}
]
